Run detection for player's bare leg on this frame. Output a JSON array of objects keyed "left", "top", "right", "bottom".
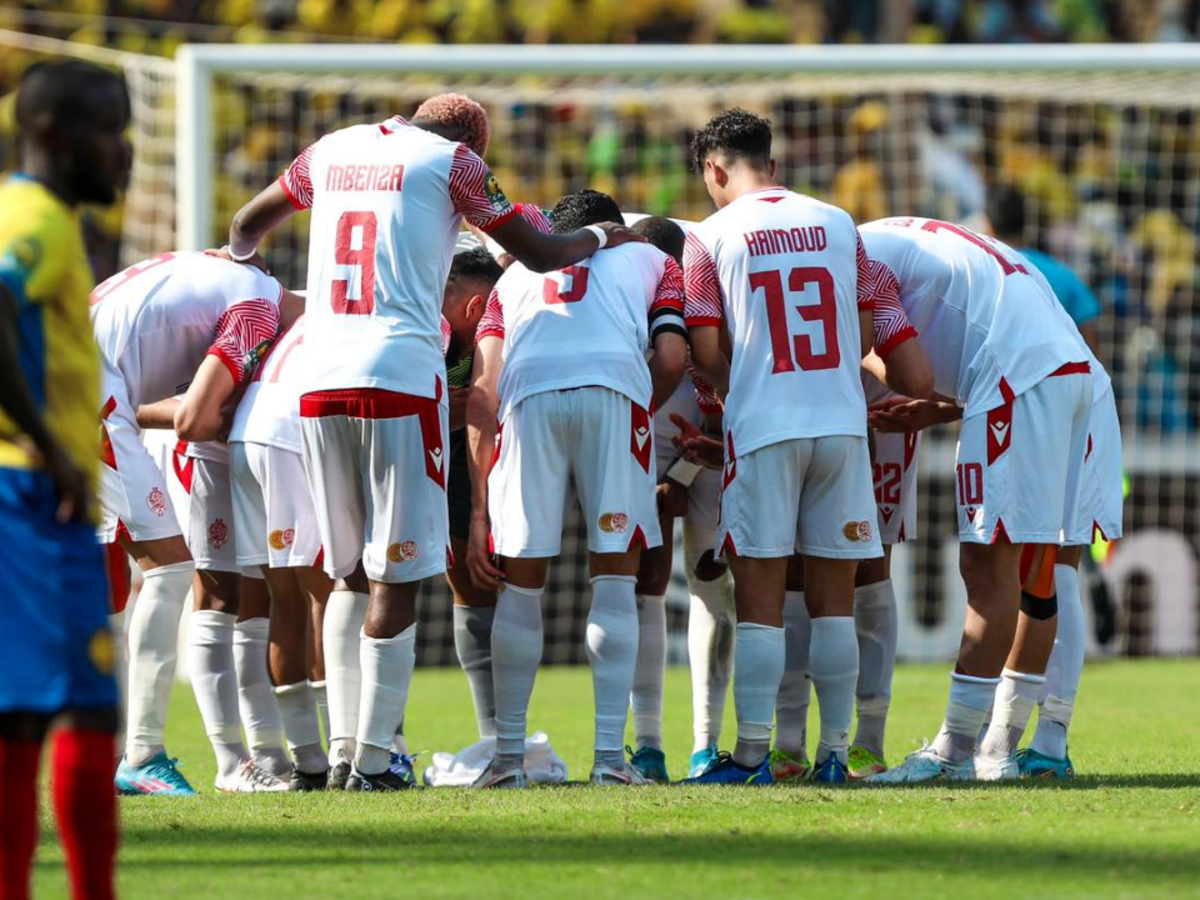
[
  {"left": 725, "top": 554, "right": 788, "bottom": 776},
  {"left": 447, "top": 533, "right": 499, "bottom": 740},
  {"left": 262, "top": 566, "right": 328, "bottom": 789},
  {"left": 850, "top": 548, "right": 898, "bottom": 778},
  {"left": 772, "top": 556, "right": 812, "bottom": 781},
  {"left": 119, "top": 533, "right": 195, "bottom": 775},
  {"left": 323, "top": 566, "right": 369, "bottom": 787},
  {"left": 937, "top": 541, "right": 1024, "bottom": 762},
  {"left": 343, "top": 577, "right": 420, "bottom": 790},
  {"left": 235, "top": 576, "right": 288, "bottom": 777},
  {"left": 978, "top": 544, "right": 1061, "bottom": 780},
  {"left": 630, "top": 526, "right": 672, "bottom": 781}
]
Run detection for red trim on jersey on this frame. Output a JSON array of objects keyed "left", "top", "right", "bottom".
[
  {"left": 1085, "top": 433, "right": 1094, "bottom": 462},
  {"left": 1092, "top": 521, "right": 1108, "bottom": 543},
  {"left": 627, "top": 525, "right": 648, "bottom": 552},
  {"left": 313, "top": 546, "right": 325, "bottom": 570},
  {"left": 855, "top": 231, "right": 876, "bottom": 311},
  {"left": 478, "top": 205, "right": 518, "bottom": 234},
  {"left": 449, "top": 144, "right": 516, "bottom": 231},
  {"left": 998, "top": 376, "right": 1016, "bottom": 405},
  {"left": 723, "top": 430, "right": 737, "bottom": 489},
  {"left": 991, "top": 517, "right": 1011, "bottom": 545},
  {"left": 514, "top": 203, "right": 553, "bottom": 234},
  {"left": 1049, "top": 361, "right": 1091, "bottom": 377},
  {"left": 683, "top": 232, "right": 723, "bottom": 327},
  {"left": 206, "top": 347, "right": 244, "bottom": 384},
  {"left": 476, "top": 286, "right": 505, "bottom": 344},
  {"left": 173, "top": 441, "right": 194, "bottom": 494},
  {"left": 986, "top": 395, "right": 1014, "bottom": 465},
  {"left": 277, "top": 173, "right": 306, "bottom": 211},
  {"left": 897, "top": 520, "right": 907, "bottom": 543},
  {"left": 721, "top": 532, "right": 739, "bottom": 558},
  {"left": 100, "top": 395, "right": 119, "bottom": 471}
]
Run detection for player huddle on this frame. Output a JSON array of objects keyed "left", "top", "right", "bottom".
[{"left": 96, "top": 95, "right": 1121, "bottom": 793}]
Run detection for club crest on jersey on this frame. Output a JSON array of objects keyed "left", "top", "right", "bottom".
[
  {"left": 147, "top": 486, "right": 167, "bottom": 517},
  {"left": 243, "top": 338, "right": 273, "bottom": 378},
  {"left": 208, "top": 519, "right": 229, "bottom": 549},
  {"left": 843, "top": 520, "right": 873, "bottom": 542},
  {"left": 484, "top": 172, "right": 508, "bottom": 212},
  {"left": 269, "top": 528, "right": 295, "bottom": 551},
  {"left": 599, "top": 512, "right": 629, "bottom": 534},
  {"left": 387, "top": 541, "right": 420, "bottom": 563}
]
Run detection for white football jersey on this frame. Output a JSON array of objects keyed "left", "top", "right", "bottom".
[
  {"left": 91, "top": 252, "right": 283, "bottom": 408},
  {"left": 683, "top": 187, "right": 873, "bottom": 456},
  {"left": 230, "top": 315, "right": 308, "bottom": 454},
  {"left": 281, "top": 115, "right": 516, "bottom": 401},
  {"left": 477, "top": 243, "right": 685, "bottom": 420},
  {"left": 859, "top": 217, "right": 1091, "bottom": 418}
]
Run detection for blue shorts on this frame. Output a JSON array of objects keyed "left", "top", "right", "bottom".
[{"left": 0, "top": 467, "right": 118, "bottom": 715}]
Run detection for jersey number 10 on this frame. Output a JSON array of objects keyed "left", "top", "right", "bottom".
[{"left": 750, "top": 266, "right": 840, "bottom": 374}]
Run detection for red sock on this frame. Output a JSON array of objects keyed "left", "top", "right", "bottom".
[
  {"left": 51, "top": 730, "right": 118, "bottom": 900},
  {"left": 0, "top": 737, "right": 42, "bottom": 900}
]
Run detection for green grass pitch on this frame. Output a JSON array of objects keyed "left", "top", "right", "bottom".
[{"left": 32, "top": 660, "right": 1200, "bottom": 899}]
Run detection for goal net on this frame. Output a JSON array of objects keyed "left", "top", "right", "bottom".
[{"left": 2, "top": 34, "right": 1196, "bottom": 662}]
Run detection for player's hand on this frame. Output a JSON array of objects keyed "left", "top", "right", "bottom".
[
  {"left": 670, "top": 413, "right": 724, "bottom": 470},
  {"left": 657, "top": 479, "right": 688, "bottom": 519},
  {"left": 448, "top": 387, "right": 469, "bottom": 432},
  {"left": 868, "top": 398, "right": 949, "bottom": 433},
  {"left": 41, "top": 442, "right": 91, "bottom": 524},
  {"left": 466, "top": 512, "right": 505, "bottom": 592},
  {"left": 595, "top": 222, "right": 647, "bottom": 249},
  {"left": 205, "top": 245, "right": 271, "bottom": 275}
]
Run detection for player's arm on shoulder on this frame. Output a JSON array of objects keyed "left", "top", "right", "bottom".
[
  {"left": 230, "top": 144, "right": 316, "bottom": 259},
  {"left": 174, "top": 356, "right": 236, "bottom": 442},
  {"left": 449, "top": 146, "right": 642, "bottom": 273},
  {"left": 465, "top": 330, "right": 505, "bottom": 591}
]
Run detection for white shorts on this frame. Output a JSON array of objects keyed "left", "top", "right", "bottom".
[
  {"left": 231, "top": 441, "right": 322, "bottom": 570},
  {"left": 490, "top": 386, "right": 663, "bottom": 558},
  {"left": 717, "top": 435, "right": 882, "bottom": 560},
  {"left": 873, "top": 429, "right": 920, "bottom": 544},
  {"left": 96, "top": 387, "right": 181, "bottom": 545},
  {"left": 299, "top": 388, "right": 449, "bottom": 584},
  {"left": 653, "top": 378, "right": 721, "bottom": 529},
  {"left": 1065, "top": 386, "right": 1124, "bottom": 545},
  {"left": 956, "top": 367, "right": 1092, "bottom": 544}
]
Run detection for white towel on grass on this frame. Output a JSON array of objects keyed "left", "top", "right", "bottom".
[{"left": 422, "top": 732, "right": 568, "bottom": 786}]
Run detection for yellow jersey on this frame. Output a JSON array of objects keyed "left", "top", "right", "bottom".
[{"left": 0, "top": 174, "right": 100, "bottom": 489}]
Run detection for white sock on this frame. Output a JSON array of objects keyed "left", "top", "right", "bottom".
[
  {"left": 932, "top": 672, "right": 1002, "bottom": 764},
  {"left": 491, "top": 583, "right": 544, "bottom": 764},
  {"left": 187, "top": 609, "right": 248, "bottom": 777},
  {"left": 354, "top": 623, "right": 417, "bottom": 776},
  {"left": 233, "top": 617, "right": 288, "bottom": 774},
  {"left": 775, "top": 591, "right": 812, "bottom": 759},
  {"left": 274, "top": 681, "right": 326, "bottom": 774},
  {"left": 1031, "top": 564, "right": 1085, "bottom": 760},
  {"left": 124, "top": 560, "right": 193, "bottom": 764},
  {"left": 392, "top": 721, "right": 409, "bottom": 757},
  {"left": 853, "top": 580, "right": 898, "bottom": 758},
  {"left": 631, "top": 593, "right": 667, "bottom": 751},
  {"left": 810, "top": 616, "right": 859, "bottom": 765},
  {"left": 979, "top": 668, "right": 1046, "bottom": 760},
  {"left": 732, "top": 622, "right": 785, "bottom": 768},
  {"left": 586, "top": 576, "right": 640, "bottom": 761},
  {"left": 685, "top": 522, "right": 735, "bottom": 754},
  {"left": 453, "top": 605, "right": 497, "bottom": 739},
  {"left": 311, "top": 679, "right": 330, "bottom": 745},
  {"left": 323, "top": 589, "right": 368, "bottom": 766}
]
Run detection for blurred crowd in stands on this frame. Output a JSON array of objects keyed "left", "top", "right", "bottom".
[
  {"left": 1, "top": 1, "right": 1200, "bottom": 50},
  {"left": 0, "top": 0, "right": 1197, "bottom": 434}
]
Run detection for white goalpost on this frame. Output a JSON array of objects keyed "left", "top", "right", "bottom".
[{"left": 2, "top": 30, "right": 1197, "bottom": 661}]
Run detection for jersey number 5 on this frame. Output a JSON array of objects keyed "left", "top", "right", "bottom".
[
  {"left": 750, "top": 266, "right": 840, "bottom": 373},
  {"left": 332, "top": 211, "right": 377, "bottom": 315}
]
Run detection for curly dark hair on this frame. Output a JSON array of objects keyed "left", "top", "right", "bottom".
[
  {"left": 449, "top": 246, "right": 503, "bottom": 287},
  {"left": 689, "top": 108, "right": 773, "bottom": 175},
  {"left": 550, "top": 189, "right": 623, "bottom": 234},
  {"left": 631, "top": 216, "right": 686, "bottom": 264}
]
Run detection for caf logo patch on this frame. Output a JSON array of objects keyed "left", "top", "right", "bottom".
[
  {"left": 484, "top": 172, "right": 509, "bottom": 212},
  {"left": 147, "top": 486, "right": 167, "bottom": 517},
  {"left": 843, "top": 520, "right": 873, "bottom": 542},
  {"left": 387, "top": 541, "right": 420, "bottom": 563},
  {"left": 208, "top": 518, "right": 229, "bottom": 549},
  {"left": 88, "top": 628, "right": 116, "bottom": 675},
  {"left": 269, "top": 528, "right": 295, "bottom": 551},
  {"left": 598, "top": 512, "right": 629, "bottom": 534}
]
